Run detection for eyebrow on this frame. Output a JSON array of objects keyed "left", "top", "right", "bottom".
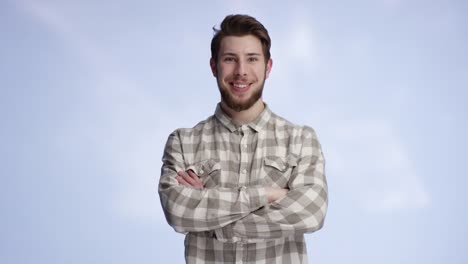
[{"left": 221, "top": 52, "right": 262, "bottom": 57}]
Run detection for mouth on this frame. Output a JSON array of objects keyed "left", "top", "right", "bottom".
[{"left": 230, "top": 82, "right": 251, "bottom": 93}]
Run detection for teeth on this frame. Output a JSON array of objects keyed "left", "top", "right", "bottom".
[{"left": 234, "top": 84, "right": 247, "bottom": 88}]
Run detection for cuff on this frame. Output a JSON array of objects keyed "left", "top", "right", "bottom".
[{"left": 245, "top": 186, "right": 268, "bottom": 211}]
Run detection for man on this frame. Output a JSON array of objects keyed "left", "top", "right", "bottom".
[{"left": 159, "top": 14, "right": 328, "bottom": 263}]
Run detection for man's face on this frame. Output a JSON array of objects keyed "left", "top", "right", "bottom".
[{"left": 210, "top": 35, "right": 272, "bottom": 112}]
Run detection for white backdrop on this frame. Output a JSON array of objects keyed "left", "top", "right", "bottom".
[{"left": 1, "top": 0, "right": 467, "bottom": 263}]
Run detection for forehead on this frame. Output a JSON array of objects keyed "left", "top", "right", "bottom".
[{"left": 219, "top": 35, "right": 263, "bottom": 55}]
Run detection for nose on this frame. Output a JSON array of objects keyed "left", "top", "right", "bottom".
[{"left": 234, "top": 60, "right": 247, "bottom": 76}]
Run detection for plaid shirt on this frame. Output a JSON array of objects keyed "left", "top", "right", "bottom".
[{"left": 159, "top": 104, "right": 328, "bottom": 263}]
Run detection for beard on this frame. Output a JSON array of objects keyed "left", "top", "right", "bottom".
[{"left": 217, "top": 78, "right": 265, "bottom": 112}]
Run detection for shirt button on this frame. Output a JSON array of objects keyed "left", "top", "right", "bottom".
[
  {"left": 199, "top": 169, "right": 204, "bottom": 174},
  {"left": 242, "top": 169, "right": 247, "bottom": 173}
]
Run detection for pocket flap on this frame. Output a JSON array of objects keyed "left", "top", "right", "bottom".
[
  {"left": 264, "top": 156, "right": 287, "bottom": 171},
  {"left": 264, "top": 155, "right": 297, "bottom": 171}
]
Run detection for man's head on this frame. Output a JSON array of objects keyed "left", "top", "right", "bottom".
[
  {"left": 211, "top": 15, "right": 271, "bottom": 64},
  {"left": 210, "top": 14, "right": 273, "bottom": 112}
]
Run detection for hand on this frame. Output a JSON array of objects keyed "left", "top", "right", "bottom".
[
  {"left": 266, "top": 187, "right": 288, "bottom": 203},
  {"left": 176, "top": 170, "right": 204, "bottom": 189}
]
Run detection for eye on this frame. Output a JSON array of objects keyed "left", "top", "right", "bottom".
[
  {"left": 248, "top": 57, "right": 259, "bottom": 62},
  {"left": 223, "top": 57, "right": 236, "bottom": 62}
]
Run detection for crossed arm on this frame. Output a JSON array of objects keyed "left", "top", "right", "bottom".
[
  {"left": 158, "top": 128, "right": 328, "bottom": 241},
  {"left": 176, "top": 170, "right": 288, "bottom": 203}
]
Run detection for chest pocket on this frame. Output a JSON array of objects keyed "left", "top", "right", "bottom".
[
  {"left": 186, "top": 159, "right": 221, "bottom": 188},
  {"left": 263, "top": 156, "right": 298, "bottom": 188}
]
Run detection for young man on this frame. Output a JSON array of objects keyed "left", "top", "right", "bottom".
[{"left": 159, "top": 14, "right": 328, "bottom": 263}]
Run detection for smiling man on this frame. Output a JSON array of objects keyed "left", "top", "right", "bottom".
[{"left": 159, "top": 14, "right": 328, "bottom": 264}]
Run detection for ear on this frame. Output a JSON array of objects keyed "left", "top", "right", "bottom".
[
  {"left": 210, "top": 58, "right": 217, "bottom": 77},
  {"left": 265, "top": 58, "right": 273, "bottom": 79}
]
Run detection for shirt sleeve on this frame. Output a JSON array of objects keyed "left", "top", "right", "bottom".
[
  {"left": 158, "top": 130, "right": 269, "bottom": 234},
  {"left": 214, "top": 126, "right": 328, "bottom": 242}
]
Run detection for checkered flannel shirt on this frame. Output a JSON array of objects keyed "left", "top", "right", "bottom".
[{"left": 159, "top": 104, "right": 328, "bottom": 263}]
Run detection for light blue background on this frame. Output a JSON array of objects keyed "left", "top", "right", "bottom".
[{"left": 1, "top": 0, "right": 467, "bottom": 263}]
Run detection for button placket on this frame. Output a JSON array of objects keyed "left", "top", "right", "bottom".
[{"left": 239, "top": 126, "right": 249, "bottom": 185}]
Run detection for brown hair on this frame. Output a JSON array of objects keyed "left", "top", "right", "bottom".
[{"left": 211, "top": 14, "right": 271, "bottom": 63}]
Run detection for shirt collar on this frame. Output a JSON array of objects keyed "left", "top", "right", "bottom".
[{"left": 214, "top": 103, "right": 272, "bottom": 133}]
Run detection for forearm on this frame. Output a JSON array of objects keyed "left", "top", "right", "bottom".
[
  {"left": 216, "top": 127, "right": 328, "bottom": 242},
  {"left": 159, "top": 172, "right": 268, "bottom": 233},
  {"left": 216, "top": 182, "right": 328, "bottom": 242},
  {"left": 159, "top": 131, "right": 270, "bottom": 233}
]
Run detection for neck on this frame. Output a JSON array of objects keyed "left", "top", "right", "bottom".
[{"left": 221, "top": 99, "right": 265, "bottom": 125}]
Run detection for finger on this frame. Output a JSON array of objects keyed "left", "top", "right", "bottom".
[
  {"left": 177, "top": 171, "right": 188, "bottom": 177},
  {"left": 187, "top": 169, "right": 198, "bottom": 178},
  {"left": 187, "top": 170, "right": 201, "bottom": 182},
  {"left": 176, "top": 176, "right": 191, "bottom": 187},
  {"left": 177, "top": 175, "right": 203, "bottom": 190},
  {"left": 178, "top": 171, "right": 197, "bottom": 186},
  {"left": 187, "top": 170, "right": 204, "bottom": 189},
  {"left": 181, "top": 171, "right": 198, "bottom": 186}
]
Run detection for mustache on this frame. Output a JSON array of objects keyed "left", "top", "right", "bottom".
[{"left": 230, "top": 76, "right": 250, "bottom": 82}]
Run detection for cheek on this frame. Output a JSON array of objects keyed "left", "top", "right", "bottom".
[
  {"left": 254, "top": 68, "right": 266, "bottom": 79},
  {"left": 219, "top": 68, "right": 233, "bottom": 80}
]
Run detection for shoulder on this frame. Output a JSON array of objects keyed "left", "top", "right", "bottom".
[
  {"left": 268, "top": 111, "right": 318, "bottom": 139},
  {"left": 168, "top": 115, "right": 217, "bottom": 139}
]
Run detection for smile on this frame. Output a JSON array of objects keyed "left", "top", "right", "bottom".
[{"left": 230, "top": 82, "right": 251, "bottom": 93}]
